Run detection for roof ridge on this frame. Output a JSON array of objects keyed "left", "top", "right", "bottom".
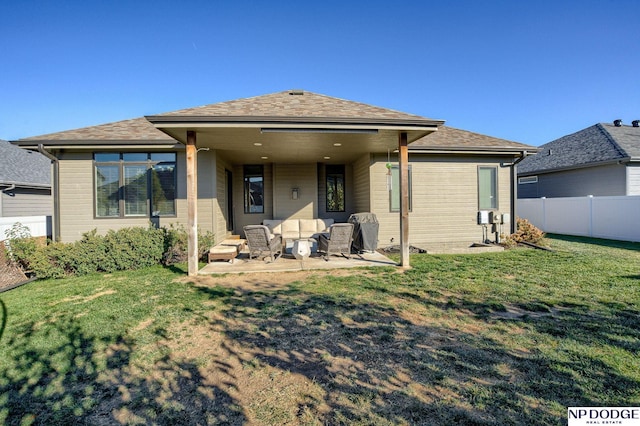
[{"left": 596, "top": 123, "right": 629, "bottom": 158}]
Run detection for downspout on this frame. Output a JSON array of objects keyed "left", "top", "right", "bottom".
[
  {"left": 38, "top": 144, "right": 60, "bottom": 241},
  {"left": 506, "top": 151, "right": 528, "bottom": 235}
]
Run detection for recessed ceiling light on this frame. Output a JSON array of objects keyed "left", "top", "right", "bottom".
[
  {"left": 324, "top": 156, "right": 331, "bottom": 160},
  {"left": 254, "top": 142, "right": 262, "bottom": 146},
  {"left": 261, "top": 156, "right": 269, "bottom": 160},
  {"left": 333, "top": 143, "right": 342, "bottom": 147}
]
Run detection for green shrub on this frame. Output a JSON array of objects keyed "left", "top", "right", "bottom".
[
  {"left": 3, "top": 222, "right": 38, "bottom": 271},
  {"left": 29, "top": 241, "right": 67, "bottom": 279},
  {"left": 162, "top": 224, "right": 215, "bottom": 265},
  {"left": 6, "top": 223, "right": 214, "bottom": 279}
]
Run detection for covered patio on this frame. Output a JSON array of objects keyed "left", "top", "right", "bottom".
[{"left": 147, "top": 90, "right": 444, "bottom": 276}]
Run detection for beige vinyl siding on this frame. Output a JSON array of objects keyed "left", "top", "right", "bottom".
[
  {"left": 214, "top": 153, "right": 233, "bottom": 241},
  {"left": 1, "top": 188, "right": 52, "bottom": 217},
  {"left": 371, "top": 154, "right": 513, "bottom": 249},
  {"left": 352, "top": 154, "right": 372, "bottom": 213},
  {"left": 57, "top": 150, "right": 188, "bottom": 243},
  {"left": 193, "top": 150, "right": 217, "bottom": 236},
  {"left": 272, "top": 163, "right": 317, "bottom": 219}
]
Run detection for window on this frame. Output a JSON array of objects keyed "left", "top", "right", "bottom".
[
  {"left": 94, "top": 153, "right": 176, "bottom": 218},
  {"left": 389, "top": 165, "right": 412, "bottom": 212},
  {"left": 518, "top": 176, "right": 538, "bottom": 184},
  {"left": 326, "top": 165, "right": 345, "bottom": 212},
  {"left": 478, "top": 166, "right": 498, "bottom": 210},
  {"left": 244, "top": 165, "right": 264, "bottom": 214}
]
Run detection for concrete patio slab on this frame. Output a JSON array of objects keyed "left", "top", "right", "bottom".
[{"left": 199, "top": 250, "right": 398, "bottom": 275}]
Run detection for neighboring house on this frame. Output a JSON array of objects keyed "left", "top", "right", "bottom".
[
  {"left": 0, "top": 140, "right": 52, "bottom": 217},
  {"left": 518, "top": 120, "right": 640, "bottom": 198},
  {"left": 13, "top": 90, "right": 534, "bottom": 273}
]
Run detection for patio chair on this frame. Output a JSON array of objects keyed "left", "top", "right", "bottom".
[
  {"left": 243, "top": 225, "right": 282, "bottom": 262},
  {"left": 318, "top": 223, "right": 354, "bottom": 261}
]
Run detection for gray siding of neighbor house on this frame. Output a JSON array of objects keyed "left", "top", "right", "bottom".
[
  {"left": 518, "top": 163, "right": 626, "bottom": 199},
  {"left": 1, "top": 188, "right": 52, "bottom": 217},
  {"left": 56, "top": 150, "right": 220, "bottom": 243},
  {"left": 627, "top": 164, "right": 640, "bottom": 195},
  {"left": 370, "top": 154, "right": 512, "bottom": 249}
]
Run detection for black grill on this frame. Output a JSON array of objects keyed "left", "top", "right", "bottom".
[{"left": 348, "top": 213, "right": 379, "bottom": 253}]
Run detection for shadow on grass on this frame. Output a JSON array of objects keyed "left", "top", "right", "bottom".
[
  {"left": 0, "top": 313, "right": 246, "bottom": 425},
  {"left": 195, "top": 280, "right": 640, "bottom": 425}
]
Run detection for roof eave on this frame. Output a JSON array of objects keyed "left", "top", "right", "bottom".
[
  {"left": 409, "top": 146, "right": 538, "bottom": 155},
  {"left": 146, "top": 115, "right": 444, "bottom": 130},
  {"left": 0, "top": 181, "right": 51, "bottom": 189},
  {"left": 518, "top": 157, "right": 632, "bottom": 176},
  {"left": 12, "top": 140, "right": 180, "bottom": 149}
]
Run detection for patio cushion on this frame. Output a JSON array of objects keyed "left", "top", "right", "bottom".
[
  {"left": 263, "top": 219, "right": 283, "bottom": 235},
  {"left": 299, "top": 219, "right": 318, "bottom": 238},
  {"left": 281, "top": 220, "right": 301, "bottom": 240},
  {"left": 210, "top": 245, "right": 237, "bottom": 255},
  {"left": 261, "top": 218, "right": 336, "bottom": 242},
  {"left": 316, "top": 218, "right": 334, "bottom": 233}
]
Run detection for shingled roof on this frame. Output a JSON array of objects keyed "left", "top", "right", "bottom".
[
  {"left": 409, "top": 125, "right": 533, "bottom": 151},
  {"left": 150, "top": 89, "right": 435, "bottom": 124},
  {"left": 518, "top": 123, "right": 640, "bottom": 175},
  {"left": 18, "top": 117, "right": 173, "bottom": 142},
  {"left": 0, "top": 141, "right": 51, "bottom": 187}
]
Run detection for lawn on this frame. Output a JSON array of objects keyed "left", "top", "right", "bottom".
[{"left": 0, "top": 235, "right": 638, "bottom": 425}]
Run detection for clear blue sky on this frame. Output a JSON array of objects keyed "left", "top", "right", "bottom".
[{"left": 1, "top": 0, "right": 638, "bottom": 146}]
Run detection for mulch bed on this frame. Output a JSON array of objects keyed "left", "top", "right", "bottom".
[{"left": 0, "top": 242, "right": 30, "bottom": 292}]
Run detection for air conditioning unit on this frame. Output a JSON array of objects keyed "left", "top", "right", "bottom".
[{"left": 477, "top": 211, "right": 490, "bottom": 225}]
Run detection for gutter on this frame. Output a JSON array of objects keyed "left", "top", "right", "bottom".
[
  {"left": 37, "top": 144, "right": 60, "bottom": 241},
  {"left": 145, "top": 114, "right": 446, "bottom": 128},
  {"left": 518, "top": 157, "right": 632, "bottom": 177},
  {"left": 1, "top": 184, "right": 16, "bottom": 193}
]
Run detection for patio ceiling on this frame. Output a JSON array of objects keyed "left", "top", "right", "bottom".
[{"left": 150, "top": 125, "right": 434, "bottom": 164}]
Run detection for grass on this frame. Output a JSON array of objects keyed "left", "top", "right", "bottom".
[{"left": 0, "top": 235, "right": 639, "bottom": 425}]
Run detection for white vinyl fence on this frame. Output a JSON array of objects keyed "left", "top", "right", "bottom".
[
  {"left": 518, "top": 196, "right": 640, "bottom": 242},
  {"left": 0, "top": 216, "right": 50, "bottom": 241}
]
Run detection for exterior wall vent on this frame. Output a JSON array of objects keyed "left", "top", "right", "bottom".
[
  {"left": 614, "top": 119, "right": 623, "bottom": 127},
  {"left": 633, "top": 120, "right": 639, "bottom": 127}
]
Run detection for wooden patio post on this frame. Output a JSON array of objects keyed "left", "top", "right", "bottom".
[
  {"left": 399, "top": 132, "right": 410, "bottom": 268},
  {"left": 186, "top": 131, "right": 199, "bottom": 276}
]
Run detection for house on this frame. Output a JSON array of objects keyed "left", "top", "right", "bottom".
[
  {"left": 518, "top": 120, "right": 640, "bottom": 198},
  {"left": 0, "top": 140, "right": 52, "bottom": 217},
  {"left": 13, "top": 90, "right": 535, "bottom": 274}
]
